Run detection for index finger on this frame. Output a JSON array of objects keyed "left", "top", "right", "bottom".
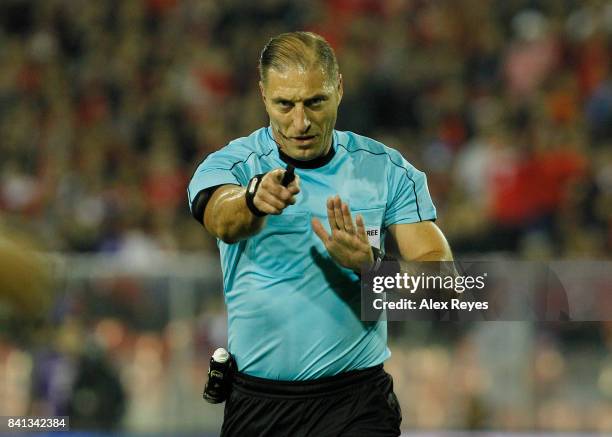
[{"left": 266, "top": 168, "right": 285, "bottom": 185}]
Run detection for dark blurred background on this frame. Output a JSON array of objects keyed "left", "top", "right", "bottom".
[{"left": 0, "top": 0, "right": 611, "bottom": 435}]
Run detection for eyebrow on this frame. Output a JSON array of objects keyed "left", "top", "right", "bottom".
[{"left": 271, "top": 94, "right": 329, "bottom": 104}]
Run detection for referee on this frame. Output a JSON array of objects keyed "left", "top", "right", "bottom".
[{"left": 188, "top": 31, "right": 453, "bottom": 436}]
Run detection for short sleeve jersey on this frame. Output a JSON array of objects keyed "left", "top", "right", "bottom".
[{"left": 188, "top": 127, "right": 436, "bottom": 380}]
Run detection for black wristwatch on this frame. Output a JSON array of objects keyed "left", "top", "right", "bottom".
[{"left": 245, "top": 173, "right": 267, "bottom": 217}]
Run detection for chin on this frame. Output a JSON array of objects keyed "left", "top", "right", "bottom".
[{"left": 297, "top": 148, "right": 321, "bottom": 160}]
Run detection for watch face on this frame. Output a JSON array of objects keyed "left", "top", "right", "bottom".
[{"left": 248, "top": 177, "right": 258, "bottom": 194}]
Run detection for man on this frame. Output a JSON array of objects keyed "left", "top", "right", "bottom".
[{"left": 188, "top": 31, "right": 452, "bottom": 436}]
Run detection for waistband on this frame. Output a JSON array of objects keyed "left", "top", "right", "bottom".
[{"left": 232, "top": 364, "right": 385, "bottom": 398}]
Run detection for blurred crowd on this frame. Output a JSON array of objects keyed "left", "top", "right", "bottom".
[
  {"left": 0, "top": 0, "right": 610, "bottom": 258},
  {"left": 1, "top": 0, "right": 612, "bottom": 434}
]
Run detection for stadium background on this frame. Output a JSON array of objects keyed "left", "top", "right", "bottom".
[{"left": 0, "top": 0, "right": 611, "bottom": 435}]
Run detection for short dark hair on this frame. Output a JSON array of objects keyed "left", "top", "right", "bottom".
[{"left": 259, "top": 31, "right": 339, "bottom": 84}]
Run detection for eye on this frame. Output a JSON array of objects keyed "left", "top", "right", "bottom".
[
  {"left": 277, "top": 100, "right": 293, "bottom": 109},
  {"left": 306, "top": 97, "right": 326, "bottom": 108}
]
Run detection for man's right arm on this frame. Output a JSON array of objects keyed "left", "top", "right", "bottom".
[{"left": 203, "top": 169, "right": 300, "bottom": 244}]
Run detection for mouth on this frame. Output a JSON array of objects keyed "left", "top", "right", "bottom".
[{"left": 291, "top": 135, "right": 317, "bottom": 145}]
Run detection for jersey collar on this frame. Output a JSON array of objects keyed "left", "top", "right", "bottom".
[{"left": 267, "top": 126, "right": 336, "bottom": 169}]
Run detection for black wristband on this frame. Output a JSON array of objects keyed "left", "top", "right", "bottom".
[
  {"left": 245, "top": 173, "right": 267, "bottom": 217},
  {"left": 370, "top": 247, "right": 384, "bottom": 273}
]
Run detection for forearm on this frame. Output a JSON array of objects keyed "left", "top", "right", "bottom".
[{"left": 204, "top": 186, "right": 265, "bottom": 243}]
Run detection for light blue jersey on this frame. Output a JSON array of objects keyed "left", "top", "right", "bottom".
[{"left": 188, "top": 127, "right": 436, "bottom": 380}]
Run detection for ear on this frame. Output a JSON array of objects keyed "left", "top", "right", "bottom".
[
  {"left": 337, "top": 74, "right": 344, "bottom": 104},
  {"left": 259, "top": 81, "right": 266, "bottom": 104}
]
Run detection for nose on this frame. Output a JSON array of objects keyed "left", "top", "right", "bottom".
[{"left": 292, "top": 104, "right": 311, "bottom": 134}]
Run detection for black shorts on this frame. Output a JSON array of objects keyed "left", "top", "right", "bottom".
[{"left": 220, "top": 364, "right": 402, "bottom": 437}]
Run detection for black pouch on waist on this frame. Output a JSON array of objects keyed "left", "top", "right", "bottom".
[{"left": 203, "top": 348, "right": 235, "bottom": 404}]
